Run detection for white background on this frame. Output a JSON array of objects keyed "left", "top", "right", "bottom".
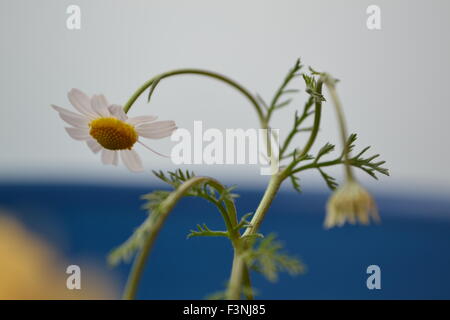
[{"left": 1, "top": 0, "right": 449, "bottom": 196}]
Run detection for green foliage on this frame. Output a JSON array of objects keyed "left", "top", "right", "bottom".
[
  {"left": 318, "top": 168, "right": 338, "bottom": 190},
  {"left": 265, "top": 58, "right": 303, "bottom": 120},
  {"left": 109, "top": 169, "right": 238, "bottom": 266},
  {"left": 147, "top": 78, "right": 161, "bottom": 103},
  {"left": 345, "top": 134, "right": 390, "bottom": 179},
  {"left": 314, "top": 142, "right": 335, "bottom": 163},
  {"left": 152, "top": 168, "right": 196, "bottom": 188},
  {"left": 293, "top": 150, "right": 314, "bottom": 163},
  {"left": 141, "top": 190, "right": 171, "bottom": 212},
  {"left": 295, "top": 97, "right": 315, "bottom": 127},
  {"left": 279, "top": 67, "right": 326, "bottom": 163},
  {"left": 245, "top": 234, "right": 305, "bottom": 282},
  {"left": 288, "top": 133, "right": 389, "bottom": 191},
  {"left": 303, "top": 73, "right": 325, "bottom": 103},
  {"left": 152, "top": 169, "right": 239, "bottom": 203},
  {"left": 289, "top": 173, "right": 302, "bottom": 193},
  {"left": 187, "top": 224, "right": 229, "bottom": 239},
  {"left": 313, "top": 143, "right": 338, "bottom": 190},
  {"left": 287, "top": 150, "right": 314, "bottom": 193},
  {"left": 232, "top": 212, "right": 253, "bottom": 233},
  {"left": 111, "top": 59, "right": 390, "bottom": 300},
  {"left": 188, "top": 212, "right": 263, "bottom": 241},
  {"left": 279, "top": 97, "right": 315, "bottom": 160},
  {"left": 206, "top": 234, "right": 303, "bottom": 298},
  {"left": 108, "top": 209, "right": 161, "bottom": 266}
]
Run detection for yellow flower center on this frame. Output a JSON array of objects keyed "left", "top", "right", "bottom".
[{"left": 89, "top": 117, "right": 138, "bottom": 150}]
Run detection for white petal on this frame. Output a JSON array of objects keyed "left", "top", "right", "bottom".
[
  {"left": 68, "top": 89, "right": 95, "bottom": 118},
  {"left": 138, "top": 128, "right": 177, "bottom": 139},
  {"left": 108, "top": 105, "right": 128, "bottom": 121},
  {"left": 52, "top": 104, "right": 89, "bottom": 128},
  {"left": 51, "top": 104, "right": 83, "bottom": 118},
  {"left": 86, "top": 139, "right": 102, "bottom": 154},
  {"left": 136, "top": 121, "right": 177, "bottom": 139},
  {"left": 112, "top": 151, "right": 119, "bottom": 166},
  {"left": 59, "top": 112, "right": 89, "bottom": 128},
  {"left": 101, "top": 149, "right": 116, "bottom": 165},
  {"left": 120, "top": 149, "right": 144, "bottom": 172},
  {"left": 127, "top": 115, "right": 158, "bottom": 126},
  {"left": 91, "top": 95, "right": 110, "bottom": 117},
  {"left": 65, "top": 127, "right": 91, "bottom": 141},
  {"left": 136, "top": 120, "right": 174, "bottom": 130}
]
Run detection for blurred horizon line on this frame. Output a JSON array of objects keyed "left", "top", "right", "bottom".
[{"left": 1, "top": 165, "right": 449, "bottom": 201}]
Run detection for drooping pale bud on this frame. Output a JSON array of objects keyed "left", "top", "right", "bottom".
[{"left": 324, "top": 180, "right": 379, "bottom": 229}]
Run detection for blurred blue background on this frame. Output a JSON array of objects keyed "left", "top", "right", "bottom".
[{"left": 1, "top": 183, "right": 449, "bottom": 299}]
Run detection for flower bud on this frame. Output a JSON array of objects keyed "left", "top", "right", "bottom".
[{"left": 324, "top": 180, "right": 379, "bottom": 229}]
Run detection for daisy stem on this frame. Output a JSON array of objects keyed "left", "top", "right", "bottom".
[
  {"left": 122, "top": 69, "right": 266, "bottom": 128},
  {"left": 242, "top": 172, "right": 285, "bottom": 238},
  {"left": 226, "top": 79, "right": 325, "bottom": 299},
  {"left": 239, "top": 81, "right": 324, "bottom": 235},
  {"left": 227, "top": 251, "right": 247, "bottom": 299},
  {"left": 284, "top": 81, "right": 324, "bottom": 174},
  {"left": 323, "top": 76, "right": 355, "bottom": 181},
  {"left": 123, "top": 69, "right": 268, "bottom": 299},
  {"left": 121, "top": 68, "right": 268, "bottom": 300},
  {"left": 123, "top": 67, "right": 327, "bottom": 299},
  {"left": 226, "top": 172, "right": 284, "bottom": 299}
]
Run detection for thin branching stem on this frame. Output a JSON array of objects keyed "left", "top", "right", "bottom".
[
  {"left": 116, "top": 61, "right": 386, "bottom": 301},
  {"left": 122, "top": 69, "right": 266, "bottom": 128},
  {"left": 279, "top": 97, "right": 314, "bottom": 158},
  {"left": 121, "top": 69, "right": 267, "bottom": 300},
  {"left": 122, "top": 176, "right": 239, "bottom": 300},
  {"left": 284, "top": 80, "right": 324, "bottom": 174},
  {"left": 323, "top": 77, "right": 354, "bottom": 180},
  {"left": 228, "top": 73, "right": 324, "bottom": 300}
]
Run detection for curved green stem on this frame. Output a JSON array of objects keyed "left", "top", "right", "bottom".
[
  {"left": 227, "top": 251, "right": 246, "bottom": 299},
  {"left": 121, "top": 66, "right": 330, "bottom": 300},
  {"left": 123, "top": 69, "right": 265, "bottom": 127},
  {"left": 242, "top": 172, "right": 285, "bottom": 238},
  {"left": 298, "top": 83, "right": 323, "bottom": 159},
  {"left": 228, "top": 80, "right": 323, "bottom": 299},
  {"left": 122, "top": 176, "right": 239, "bottom": 300},
  {"left": 324, "top": 78, "right": 354, "bottom": 181},
  {"left": 285, "top": 81, "right": 323, "bottom": 174},
  {"left": 226, "top": 172, "right": 284, "bottom": 300},
  {"left": 242, "top": 266, "right": 254, "bottom": 300},
  {"left": 121, "top": 68, "right": 265, "bottom": 301},
  {"left": 279, "top": 97, "right": 314, "bottom": 158},
  {"left": 226, "top": 80, "right": 325, "bottom": 299}
]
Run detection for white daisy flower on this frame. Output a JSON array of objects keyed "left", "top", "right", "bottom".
[{"left": 52, "top": 88, "right": 177, "bottom": 172}]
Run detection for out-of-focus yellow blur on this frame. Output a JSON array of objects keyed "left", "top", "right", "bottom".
[{"left": 0, "top": 214, "right": 117, "bottom": 299}]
